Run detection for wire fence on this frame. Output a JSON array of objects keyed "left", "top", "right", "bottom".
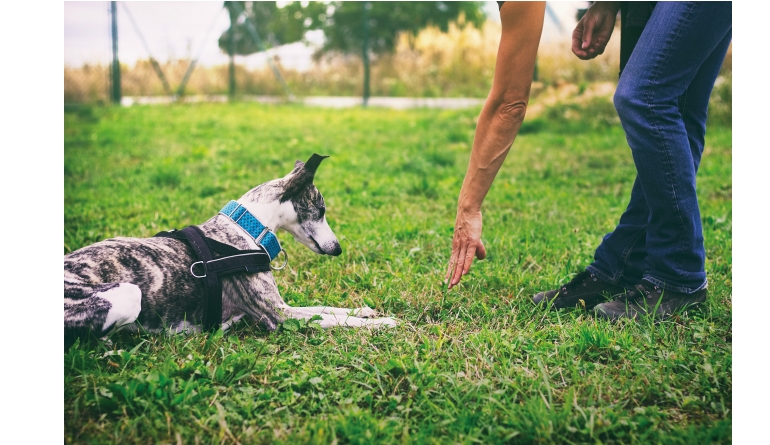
[{"left": 64, "top": 1, "right": 731, "bottom": 115}]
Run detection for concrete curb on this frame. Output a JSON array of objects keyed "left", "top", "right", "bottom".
[{"left": 121, "top": 95, "right": 485, "bottom": 110}]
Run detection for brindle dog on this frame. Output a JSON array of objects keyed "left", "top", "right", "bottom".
[{"left": 64, "top": 154, "right": 396, "bottom": 346}]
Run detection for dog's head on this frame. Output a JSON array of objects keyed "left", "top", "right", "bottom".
[{"left": 240, "top": 154, "right": 341, "bottom": 256}]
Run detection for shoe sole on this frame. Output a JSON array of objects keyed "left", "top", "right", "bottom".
[{"left": 594, "top": 295, "right": 706, "bottom": 322}]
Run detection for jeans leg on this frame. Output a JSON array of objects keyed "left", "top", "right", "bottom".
[
  {"left": 588, "top": 177, "right": 649, "bottom": 286},
  {"left": 680, "top": 30, "right": 733, "bottom": 171},
  {"left": 589, "top": 28, "right": 732, "bottom": 288},
  {"left": 612, "top": 1, "right": 731, "bottom": 293}
]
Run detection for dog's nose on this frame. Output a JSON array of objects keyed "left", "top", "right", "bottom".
[{"left": 328, "top": 243, "right": 342, "bottom": 256}]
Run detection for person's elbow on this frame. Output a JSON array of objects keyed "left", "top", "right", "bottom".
[{"left": 490, "top": 96, "right": 528, "bottom": 127}]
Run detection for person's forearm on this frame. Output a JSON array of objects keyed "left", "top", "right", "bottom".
[
  {"left": 445, "top": 2, "right": 544, "bottom": 288},
  {"left": 457, "top": 97, "right": 527, "bottom": 213},
  {"left": 457, "top": 1, "right": 545, "bottom": 214}
]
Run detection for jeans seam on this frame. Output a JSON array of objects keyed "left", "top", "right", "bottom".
[
  {"left": 616, "top": 224, "right": 648, "bottom": 283},
  {"left": 588, "top": 223, "right": 645, "bottom": 286},
  {"left": 642, "top": 2, "right": 695, "bottom": 265},
  {"left": 679, "top": 88, "right": 689, "bottom": 116}
]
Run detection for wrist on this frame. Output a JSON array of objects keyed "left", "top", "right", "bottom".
[
  {"left": 590, "top": 1, "right": 620, "bottom": 14},
  {"left": 457, "top": 201, "right": 481, "bottom": 215}
]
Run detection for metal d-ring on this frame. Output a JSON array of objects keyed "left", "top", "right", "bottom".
[
  {"left": 270, "top": 249, "right": 289, "bottom": 270},
  {"left": 190, "top": 261, "right": 207, "bottom": 278}
]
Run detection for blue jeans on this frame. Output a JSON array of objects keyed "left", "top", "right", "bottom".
[{"left": 587, "top": 2, "right": 732, "bottom": 294}]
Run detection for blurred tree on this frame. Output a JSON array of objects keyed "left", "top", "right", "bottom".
[
  {"left": 313, "top": 2, "right": 485, "bottom": 104},
  {"left": 311, "top": 2, "right": 486, "bottom": 55},
  {"left": 218, "top": 1, "right": 325, "bottom": 55},
  {"left": 219, "top": 1, "right": 485, "bottom": 56},
  {"left": 218, "top": 1, "right": 486, "bottom": 101}
]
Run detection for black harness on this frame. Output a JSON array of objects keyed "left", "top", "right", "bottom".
[{"left": 154, "top": 225, "right": 271, "bottom": 331}]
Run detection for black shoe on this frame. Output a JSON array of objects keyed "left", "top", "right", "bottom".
[
  {"left": 532, "top": 270, "right": 628, "bottom": 309},
  {"left": 594, "top": 280, "right": 707, "bottom": 322}
]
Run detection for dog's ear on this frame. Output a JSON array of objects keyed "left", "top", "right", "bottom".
[
  {"left": 281, "top": 154, "right": 329, "bottom": 202},
  {"left": 303, "top": 153, "right": 328, "bottom": 174}
]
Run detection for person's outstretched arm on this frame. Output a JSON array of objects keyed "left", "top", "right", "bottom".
[{"left": 445, "top": 1, "right": 545, "bottom": 289}]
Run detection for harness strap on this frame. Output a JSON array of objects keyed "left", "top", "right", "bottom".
[
  {"left": 154, "top": 226, "right": 271, "bottom": 331},
  {"left": 184, "top": 226, "right": 221, "bottom": 331}
]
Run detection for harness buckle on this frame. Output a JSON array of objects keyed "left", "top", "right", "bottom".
[{"left": 190, "top": 261, "right": 207, "bottom": 278}]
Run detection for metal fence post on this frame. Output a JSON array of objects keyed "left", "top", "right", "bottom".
[
  {"left": 362, "top": 2, "right": 371, "bottom": 107},
  {"left": 110, "top": 1, "right": 121, "bottom": 104},
  {"left": 228, "top": 4, "right": 237, "bottom": 99}
]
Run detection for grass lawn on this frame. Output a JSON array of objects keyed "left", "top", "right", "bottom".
[{"left": 64, "top": 103, "right": 732, "bottom": 444}]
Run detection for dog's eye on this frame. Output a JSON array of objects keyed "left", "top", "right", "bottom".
[{"left": 319, "top": 207, "right": 325, "bottom": 218}]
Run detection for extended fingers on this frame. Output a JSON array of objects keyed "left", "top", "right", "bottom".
[
  {"left": 462, "top": 245, "right": 477, "bottom": 276},
  {"left": 450, "top": 244, "right": 468, "bottom": 287},
  {"left": 445, "top": 239, "right": 459, "bottom": 283},
  {"left": 449, "top": 241, "right": 486, "bottom": 288}
]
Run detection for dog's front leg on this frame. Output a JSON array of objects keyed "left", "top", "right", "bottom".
[
  {"left": 281, "top": 306, "right": 398, "bottom": 328},
  {"left": 225, "top": 274, "right": 398, "bottom": 330},
  {"left": 311, "top": 312, "right": 398, "bottom": 328},
  {"left": 279, "top": 305, "right": 398, "bottom": 328},
  {"left": 223, "top": 272, "right": 292, "bottom": 331},
  {"left": 288, "top": 306, "right": 378, "bottom": 318}
]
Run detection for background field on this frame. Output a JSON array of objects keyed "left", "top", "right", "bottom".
[
  {"left": 64, "top": 18, "right": 730, "bottom": 103},
  {"left": 64, "top": 102, "right": 732, "bottom": 444}
]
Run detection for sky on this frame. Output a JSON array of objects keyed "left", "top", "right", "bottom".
[{"left": 64, "top": 1, "right": 585, "bottom": 70}]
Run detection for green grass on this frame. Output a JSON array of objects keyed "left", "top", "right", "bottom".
[{"left": 64, "top": 103, "right": 732, "bottom": 444}]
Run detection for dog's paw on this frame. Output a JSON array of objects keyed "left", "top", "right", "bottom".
[
  {"left": 381, "top": 317, "right": 398, "bottom": 327},
  {"left": 369, "top": 317, "right": 398, "bottom": 328},
  {"left": 353, "top": 307, "right": 377, "bottom": 318}
]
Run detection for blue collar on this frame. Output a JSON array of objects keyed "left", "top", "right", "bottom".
[{"left": 219, "top": 200, "right": 282, "bottom": 260}]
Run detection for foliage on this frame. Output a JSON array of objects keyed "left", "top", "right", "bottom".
[
  {"left": 376, "top": 19, "right": 500, "bottom": 97},
  {"left": 215, "top": 1, "right": 485, "bottom": 58},
  {"left": 65, "top": 16, "right": 732, "bottom": 104},
  {"left": 309, "top": 1, "right": 486, "bottom": 55},
  {"left": 521, "top": 82, "right": 621, "bottom": 134},
  {"left": 64, "top": 103, "right": 731, "bottom": 443},
  {"left": 217, "top": 1, "right": 326, "bottom": 55}
]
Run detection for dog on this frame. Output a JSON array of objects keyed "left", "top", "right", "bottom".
[{"left": 64, "top": 154, "right": 397, "bottom": 345}]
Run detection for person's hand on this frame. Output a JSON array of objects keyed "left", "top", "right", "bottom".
[
  {"left": 445, "top": 208, "right": 487, "bottom": 289},
  {"left": 572, "top": 2, "right": 620, "bottom": 60}
]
